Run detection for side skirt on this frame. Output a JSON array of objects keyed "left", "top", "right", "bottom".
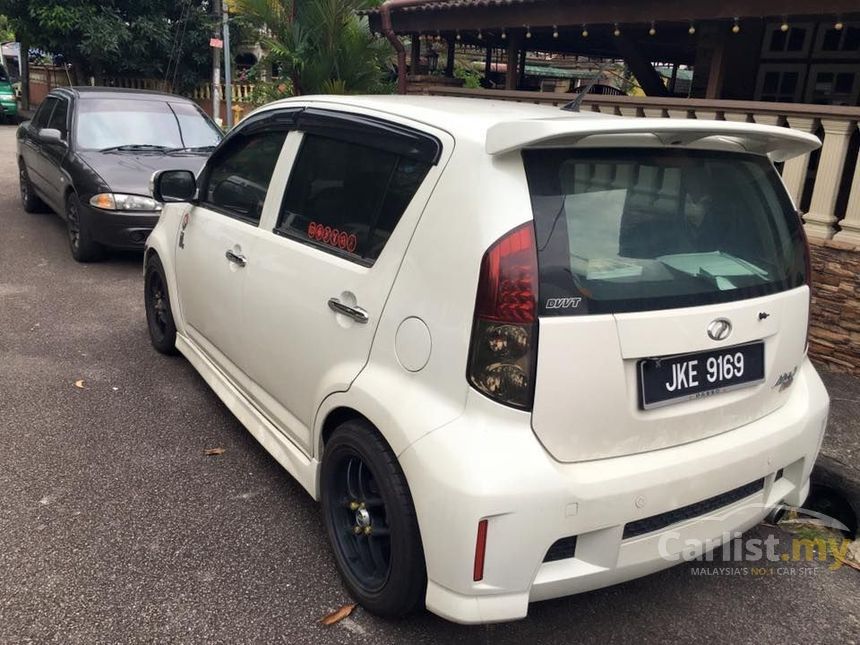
[{"left": 176, "top": 332, "right": 321, "bottom": 500}]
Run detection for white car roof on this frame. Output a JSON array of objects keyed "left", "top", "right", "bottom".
[{"left": 259, "top": 95, "right": 820, "bottom": 162}]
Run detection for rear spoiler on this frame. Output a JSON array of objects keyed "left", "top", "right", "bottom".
[{"left": 485, "top": 117, "right": 821, "bottom": 162}]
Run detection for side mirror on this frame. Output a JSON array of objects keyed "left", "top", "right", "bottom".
[
  {"left": 38, "top": 128, "right": 64, "bottom": 145},
  {"left": 151, "top": 169, "right": 196, "bottom": 203}
]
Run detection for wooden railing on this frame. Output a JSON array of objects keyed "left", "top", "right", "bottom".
[
  {"left": 188, "top": 82, "right": 255, "bottom": 103},
  {"left": 413, "top": 86, "right": 860, "bottom": 245},
  {"left": 103, "top": 77, "right": 173, "bottom": 92}
]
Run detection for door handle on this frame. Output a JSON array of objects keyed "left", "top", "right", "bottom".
[
  {"left": 225, "top": 249, "right": 247, "bottom": 267},
  {"left": 328, "top": 298, "right": 369, "bottom": 324}
]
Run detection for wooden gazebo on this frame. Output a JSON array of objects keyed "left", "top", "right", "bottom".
[{"left": 366, "top": 0, "right": 860, "bottom": 102}]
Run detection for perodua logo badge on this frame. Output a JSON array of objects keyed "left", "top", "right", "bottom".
[{"left": 707, "top": 318, "right": 733, "bottom": 342}]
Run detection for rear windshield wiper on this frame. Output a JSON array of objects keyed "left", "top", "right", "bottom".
[{"left": 99, "top": 144, "right": 173, "bottom": 152}]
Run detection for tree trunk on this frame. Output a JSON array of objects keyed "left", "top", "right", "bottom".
[{"left": 20, "top": 36, "right": 29, "bottom": 110}]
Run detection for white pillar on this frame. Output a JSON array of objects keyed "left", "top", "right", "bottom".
[
  {"left": 618, "top": 106, "right": 640, "bottom": 118},
  {"left": 642, "top": 107, "right": 667, "bottom": 118},
  {"left": 804, "top": 119, "right": 855, "bottom": 240},
  {"left": 667, "top": 108, "right": 691, "bottom": 119},
  {"left": 833, "top": 123, "right": 860, "bottom": 245},
  {"left": 723, "top": 112, "right": 752, "bottom": 122},
  {"left": 752, "top": 114, "right": 782, "bottom": 127},
  {"left": 695, "top": 110, "right": 720, "bottom": 120},
  {"left": 781, "top": 117, "right": 818, "bottom": 208}
]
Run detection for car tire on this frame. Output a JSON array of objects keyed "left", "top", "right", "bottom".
[
  {"left": 144, "top": 254, "right": 179, "bottom": 356},
  {"left": 66, "top": 192, "right": 105, "bottom": 262},
  {"left": 321, "top": 419, "right": 427, "bottom": 618},
  {"left": 19, "top": 162, "right": 46, "bottom": 213}
]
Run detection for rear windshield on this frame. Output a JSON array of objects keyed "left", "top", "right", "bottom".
[
  {"left": 523, "top": 148, "right": 807, "bottom": 316},
  {"left": 76, "top": 98, "right": 222, "bottom": 151}
]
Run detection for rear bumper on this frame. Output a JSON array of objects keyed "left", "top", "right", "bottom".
[
  {"left": 82, "top": 204, "right": 160, "bottom": 250},
  {"left": 399, "top": 358, "right": 829, "bottom": 624}
]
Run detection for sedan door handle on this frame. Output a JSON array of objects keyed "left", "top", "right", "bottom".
[
  {"left": 225, "top": 249, "right": 247, "bottom": 267},
  {"left": 328, "top": 298, "right": 369, "bottom": 324}
]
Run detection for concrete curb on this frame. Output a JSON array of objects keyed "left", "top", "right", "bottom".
[{"left": 811, "top": 455, "right": 859, "bottom": 529}]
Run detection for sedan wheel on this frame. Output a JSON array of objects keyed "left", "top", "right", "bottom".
[
  {"left": 66, "top": 193, "right": 105, "bottom": 262},
  {"left": 19, "top": 164, "right": 46, "bottom": 213}
]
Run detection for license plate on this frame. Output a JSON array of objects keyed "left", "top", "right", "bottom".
[{"left": 638, "top": 342, "right": 765, "bottom": 410}]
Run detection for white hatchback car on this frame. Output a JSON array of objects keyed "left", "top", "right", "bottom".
[{"left": 144, "top": 96, "right": 829, "bottom": 624}]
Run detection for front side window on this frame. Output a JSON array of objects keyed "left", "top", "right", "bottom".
[
  {"left": 523, "top": 148, "right": 807, "bottom": 316},
  {"left": 32, "top": 98, "right": 57, "bottom": 129},
  {"left": 277, "top": 134, "right": 430, "bottom": 263},
  {"left": 75, "top": 99, "right": 222, "bottom": 151},
  {"left": 47, "top": 98, "right": 69, "bottom": 138},
  {"left": 202, "top": 130, "right": 287, "bottom": 223}
]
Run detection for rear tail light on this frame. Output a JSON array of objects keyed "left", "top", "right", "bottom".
[{"left": 467, "top": 222, "right": 538, "bottom": 410}]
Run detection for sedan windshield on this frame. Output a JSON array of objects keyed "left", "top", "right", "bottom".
[{"left": 75, "top": 98, "right": 222, "bottom": 151}]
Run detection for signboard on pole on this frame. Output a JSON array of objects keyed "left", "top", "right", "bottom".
[{"left": 209, "top": 37, "right": 223, "bottom": 49}]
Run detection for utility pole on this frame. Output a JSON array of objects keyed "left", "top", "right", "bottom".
[
  {"left": 211, "top": 0, "right": 221, "bottom": 123},
  {"left": 223, "top": 0, "right": 233, "bottom": 129}
]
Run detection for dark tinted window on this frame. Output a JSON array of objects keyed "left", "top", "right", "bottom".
[
  {"left": 202, "top": 130, "right": 287, "bottom": 223},
  {"left": 32, "top": 98, "right": 57, "bottom": 129},
  {"left": 523, "top": 149, "right": 807, "bottom": 316},
  {"left": 277, "top": 134, "right": 430, "bottom": 263},
  {"left": 47, "top": 98, "right": 69, "bottom": 137}
]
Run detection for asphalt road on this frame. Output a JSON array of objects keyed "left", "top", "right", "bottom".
[{"left": 1, "top": 124, "right": 858, "bottom": 644}]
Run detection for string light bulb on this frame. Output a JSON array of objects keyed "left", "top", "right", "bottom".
[
  {"left": 526, "top": 25, "right": 532, "bottom": 39},
  {"left": 613, "top": 23, "right": 621, "bottom": 37},
  {"left": 649, "top": 22, "right": 656, "bottom": 36},
  {"left": 477, "top": 29, "right": 482, "bottom": 40},
  {"left": 501, "top": 28, "right": 506, "bottom": 39},
  {"left": 455, "top": 30, "right": 461, "bottom": 40},
  {"left": 435, "top": 30, "right": 441, "bottom": 41},
  {"left": 732, "top": 18, "right": 740, "bottom": 34},
  {"left": 688, "top": 23, "right": 696, "bottom": 35},
  {"left": 581, "top": 25, "right": 589, "bottom": 37},
  {"left": 780, "top": 19, "right": 789, "bottom": 32},
  {"left": 553, "top": 25, "right": 558, "bottom": 38},
  {"left": 835, "top": 19, "right": 844, "bottom": 31}
]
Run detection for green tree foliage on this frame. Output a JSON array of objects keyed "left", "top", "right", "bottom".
[
  {"left": 0, "top": 0, "right": 220, "bottom": 91},
  {"left": 0, "top": 14, "right": 14, "bottom": 41},
  {"left": 235, "top": 0, "right": 391, "bottom": 97}
]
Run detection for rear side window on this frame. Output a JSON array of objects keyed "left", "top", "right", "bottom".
[
  {"left": 202, "top": 131, "right": 287, "bottom": 224},
  {"left": 523, "top": 148, "right": 807, "bottom": 316},
  {"left": 276, "top": 134, "right": 430, "bottom": 264}
]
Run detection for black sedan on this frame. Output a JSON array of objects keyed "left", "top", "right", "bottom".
[{"left": 17, "top": 87, "right": 222, "bottom": 261}]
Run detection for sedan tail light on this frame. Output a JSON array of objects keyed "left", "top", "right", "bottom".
[{"left": 467, "top": 222, "right": 538, "bottom": 410}]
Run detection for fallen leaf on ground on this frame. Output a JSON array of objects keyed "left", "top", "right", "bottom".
[
  {"left": 74, "top": 379, "right": 85, "bottom": 389},
  {"left": 320, "top": 603, "right": 357, "bottom": 625},
  {"left": 836, "top": 540, "right": 860, "bottom": 571},
  {"left": 204, "top": 448, "right": 225, "bottom": 456}
]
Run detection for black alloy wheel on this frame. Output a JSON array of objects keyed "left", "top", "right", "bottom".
[
  {"left": 144, "top": 254, "right": 178, "bottom": 355},
  {"left": 321, "top": 420, "right": 426, "bottom": 617}
]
